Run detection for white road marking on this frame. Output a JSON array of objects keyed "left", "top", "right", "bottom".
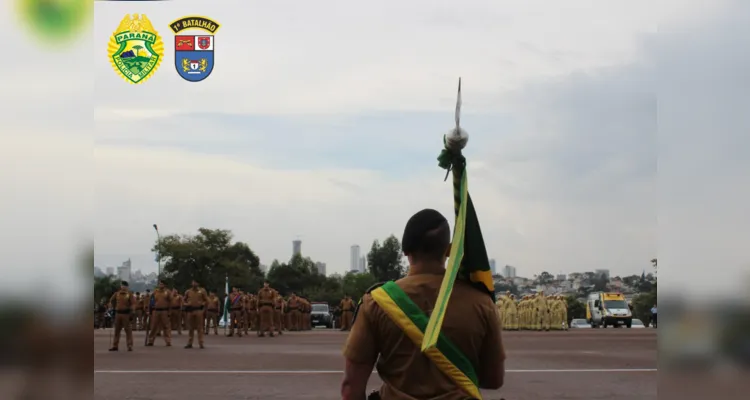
[{"left": 95, "top": 368, "right": 657, "bottom": 374}]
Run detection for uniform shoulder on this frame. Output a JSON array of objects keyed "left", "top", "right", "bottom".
[{"left": 364, "top": 281, "right": 387, "bottom": 294}]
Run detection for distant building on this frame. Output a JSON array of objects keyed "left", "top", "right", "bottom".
[
  {"left": 292, "top": 240, "right": 302, "bottom": 257},
  {"left": 489, "top": 259, "right": 497, "bottom": 275},
  {"left": 556, "top": 274, "right": 567, "bottom": 281},
  {"left": 106, "top": 267, "right": 115, "bottom": 276},
  {"left": 117, "top": 259, "right": 132, "bottom": 282},
  {"left": 502, "top": 265, "right": 516, "bottom": 279},
  {"left": 350, "top": 245, "right": 360, "bottom": 272},
  {"left": 595, "top": 269, "right": 610, "bottom": 280},
  {"left": 359, "top": 256, "right": 366, "bottom": 273},
  {"left": 314, "top": 262, "right": 327, "bottom": 276}
]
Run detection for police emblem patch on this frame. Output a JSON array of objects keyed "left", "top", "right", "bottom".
[
  {"left": 169, "top": 16, "right": 220, "bottom": 82},
  {"left": 107, "top": 14, "right": 164, "bottom": 84}
]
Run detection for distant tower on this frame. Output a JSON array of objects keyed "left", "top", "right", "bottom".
[
  {"left": 359, "top": 256, "right": 366, "bottom": 273},
  {"left": 489, "top": 259, "right": 497, "bottom": 275},
  {"left": 292, "top": 239, "right": 302, "bottom": 257},
  {"left": 350, "top": 245, "right": 360, "bottom": 272}
]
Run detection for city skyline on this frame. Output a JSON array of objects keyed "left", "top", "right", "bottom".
[{"left": 90, "top": 2, "right": 695, "bottom": 283}]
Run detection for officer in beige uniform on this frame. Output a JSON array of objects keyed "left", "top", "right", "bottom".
[
  {"left": 108, "top": 281, "right": 136, "bottom": 352},
  {"left": 342, "top": 209, "right": 505, "bottom": 399}
]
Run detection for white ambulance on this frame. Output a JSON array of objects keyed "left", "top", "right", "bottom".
[{"left": 586, "top": 292, "right": 633, "bottom": 328}]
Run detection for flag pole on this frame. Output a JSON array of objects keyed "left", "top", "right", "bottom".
[{"left": 223, "top": 274, "right": 229, "bottom": 336}]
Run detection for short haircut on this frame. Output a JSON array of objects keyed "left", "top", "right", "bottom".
[{"left": 402, "top": 209, "right": 451, "bottom": 262}]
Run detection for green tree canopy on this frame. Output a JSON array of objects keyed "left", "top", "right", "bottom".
[
  {"left": 94, "top": 275, "right": 120, "bottom": 304},
  {"left": 367, "top": 235, "right": 405, "bottom": 282},
  {"left": 152, "top": 228, "right": 264, "bottom": 293}
]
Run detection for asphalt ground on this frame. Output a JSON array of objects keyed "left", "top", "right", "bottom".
[{"left": 93, "top": 328, "right": 656, "bottom": 400}]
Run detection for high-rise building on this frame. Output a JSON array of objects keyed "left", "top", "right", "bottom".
[
  {"left": 314, "top": 262, "right": 327, "bottom": 276},
  {"left": 117, "top": 259, "right": 132, "bottom": 282},
  {"left": 489, "top": 259, "right": 497, "bottom": 275},
  {"left": 292, "top": 240, "right": 302, "bottom": 256},
  {"left": 350, "top": 245, "right": 360, "bottom": 272},
  {"left": 359, "top": 256, "right": 366, "bottom": 273},
  {"left": 502, "top": 265, "right": 516, "bottom": 279}
]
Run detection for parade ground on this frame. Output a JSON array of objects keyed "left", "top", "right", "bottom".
[{"left": 94, "top": 329, "right": 657, "bottom": 399}]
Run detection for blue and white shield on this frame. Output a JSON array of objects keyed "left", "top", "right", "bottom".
[{"left": 174, "top": 34, "right": 214, "bottom": 82}]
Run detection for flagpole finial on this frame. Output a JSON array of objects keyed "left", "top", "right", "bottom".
[{"left": 445, "top": 77, "right": 468, "bottom": 152}]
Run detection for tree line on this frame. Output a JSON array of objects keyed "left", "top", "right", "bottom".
[{"left": 94, "top": 228, "right": 406, "bottom": 306}]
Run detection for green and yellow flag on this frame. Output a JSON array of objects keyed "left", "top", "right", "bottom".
[{"left": 422, "top": 78, "right": 495, "bottom": 352}]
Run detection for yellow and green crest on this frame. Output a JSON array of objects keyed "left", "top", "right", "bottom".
[{"left": 107, "top": 14, "right": 164, "bottom": 84}]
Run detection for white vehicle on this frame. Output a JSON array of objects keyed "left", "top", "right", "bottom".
[
  {"left": 586, "top": 292, "right": 633, "bottom": 328},
  {"left": 631, "top": 318, "right": 646, "bottom": 328},
  {"left": 569, "top": 318, "right": 591, "bottom": 329}
]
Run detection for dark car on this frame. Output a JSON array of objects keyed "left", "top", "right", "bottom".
[{"left": 311, "top": 302, "right": 333, "bottom": 328}]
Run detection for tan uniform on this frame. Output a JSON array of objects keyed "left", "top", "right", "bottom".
[
  {"left": 274, "top": 295, "right": 284, "bottom": 334},
  {"left": 343, "top": 274, "right": 505, "bottom": 399},
  {"left": 135, "top": 295, "right": 145, "bottom": 330},
  {"left": 288, "top": 295, "right": 301, "bottom": 331},
  {"left": 339, "top": 298, "right": 355, "bottom": 331},
  {"left": 536, "top": 294, "right": 550, "bottom": 331},
  {"left": 183, "top": 287, "right": 209, "bottom": 347},
  {"left": 284, "top": 299, "right": 291, "bottom": 330},
  {"left": 241, "top": 292, "right": 249, "bottom": 334},
  {"left": 147, "top": 288, "right": 173, "bottom": 345},
  {"left": 257, "top": 286, "right": 275, "bottom": 336},
  {"left": 205, "top": 294, "right": 220, "bottom": 335},
  {"left": 248, "top": 295, "right": 259, "bottom": 331},
  {"left": 227, "top": 291, "right": 244, "bottom": 337},
  {"left": 109, "top": 289, "right": 136, "bottom": 350},
  {"left": 170, "top": 292, "right": 183, "bottom": 334}
]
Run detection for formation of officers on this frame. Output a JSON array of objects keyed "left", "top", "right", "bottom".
[
  {"left": 102, "top": 279, "right": 321, "bottom": 351},
  {"left": 495, "top": 291, "right": 569, "bottom": 331}
]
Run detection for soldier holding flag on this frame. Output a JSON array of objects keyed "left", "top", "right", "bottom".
[{"left": 341, "top": 80, "right": 505, "bottom": 400}]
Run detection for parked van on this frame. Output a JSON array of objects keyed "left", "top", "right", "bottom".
[{"left": 586, "top": 292, "right": 632, "bottom": 328}]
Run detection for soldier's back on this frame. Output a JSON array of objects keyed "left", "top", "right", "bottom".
[{"left": 346, "top": 273, "right": 503, "bottom": 399}]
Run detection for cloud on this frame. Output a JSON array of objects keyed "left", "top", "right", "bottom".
[{"left": 88, "top": 0, "right": 750, "bottom": 289}]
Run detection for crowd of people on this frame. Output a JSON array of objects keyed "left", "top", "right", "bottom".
[
  {"left": 496, "top": 291, "right": 570, "bottom": 331},
  {"left": 97, "top": 278, "right": 346, "bottom": 351}
]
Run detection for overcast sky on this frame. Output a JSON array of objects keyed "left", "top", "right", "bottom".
[{"left": 80, "top": 0, "right": 748, "bottom": 289}]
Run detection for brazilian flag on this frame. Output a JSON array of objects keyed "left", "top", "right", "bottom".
[
  {"left": 16, "top": 0, "right": 91, "bottom": 45},
  {"left": 422, "top": 79, "right": 495, "bottom": 351}
]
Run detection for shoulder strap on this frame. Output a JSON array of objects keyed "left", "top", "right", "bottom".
[
  {"left": 351, "top": 281, "right": 387, "bottom": 325},
  {"left": 370, "top": 281, "right": 482, "bottom": 400}
]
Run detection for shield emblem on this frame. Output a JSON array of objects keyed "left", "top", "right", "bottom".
[{"left": 174, "top": 34, "right": 214, "bottom": 82}]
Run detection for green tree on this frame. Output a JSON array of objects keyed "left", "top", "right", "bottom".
[
  {"left": 593, "top": 274, "right": 609, "bottom": 292},
  {"left": 152, "top": 228, "right": 264, "bottom": 293},
  {"left": 493, "top": 281, "right": 519, "bottom": 296},
  {"left": 342, "top": 271, "right": 378, "bottom": 302},
  {"left": 565, "top": 295, "right": 586, "bottom": 325},
  {"left": 367, "top": 235, "right": 405, "bottom": 282},
  {"left": 132, "top": 45, "right": 143, "bottom": 57},
  {"left": 94, "top": 275, "right": 120, "bottom": 304}
]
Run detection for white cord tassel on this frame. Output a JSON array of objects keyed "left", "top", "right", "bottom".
[{"left": 445, "top": 77, "right": 468, "bottom": 152}]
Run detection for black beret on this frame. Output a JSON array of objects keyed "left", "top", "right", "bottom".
[
  {"left": 402, "top": 209, "right": 448, "bottom": 254},
  {"left": 121, "top": 281, "right": 129, "bottom": 287}
]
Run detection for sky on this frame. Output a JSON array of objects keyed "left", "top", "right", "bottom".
[{"left": 0, "top": 0, "right": 739, "bottom": 296}]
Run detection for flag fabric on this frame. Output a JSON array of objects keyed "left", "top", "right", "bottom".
[{"left": 422, "top": 79, "right": 495, "bottom": 352}]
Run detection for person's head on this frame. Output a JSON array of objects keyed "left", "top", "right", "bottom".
[
  {"left": 232, "top": 286, "right": 238, "bottom": 292},
  {"left": 402, "top": 209, "right": 451, "bottom": 266},
  {"left": 264, "top": 280, "right": 270, "bottom": 288},
  {"left": 120, "top": 281, "right": 129, "bottom": 291},
  {"left": 136, "top": 292, "right": 140, "bottom": 296},
  {"left": 146, "top": 289, "right": 150, "bottom": 294},
  {"left": 158, "top": 280, "right": 165, "bottom": 289},
  {"left": 191, "top": 279, "right": 198, "bottom": 288}
]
